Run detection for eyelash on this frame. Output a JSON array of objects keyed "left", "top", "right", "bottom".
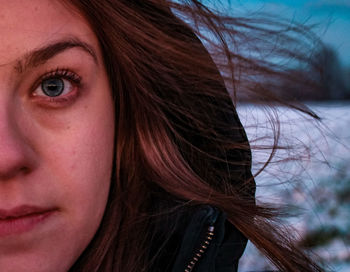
[
  {"left": 41, "top": 68, "right": 81, "bottom": 84},
  {"left": 32, "top": 68, "right": 82, "bottom": 106}
]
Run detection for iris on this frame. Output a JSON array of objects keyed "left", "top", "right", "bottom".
[{"left": 41, "top": 78, "right": 64, "bottom": 97}]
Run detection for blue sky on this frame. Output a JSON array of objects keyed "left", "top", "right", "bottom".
[{"left": 205, "top": 0, "right": 350, "bottom": 66}]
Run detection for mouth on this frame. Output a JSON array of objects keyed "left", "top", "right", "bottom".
[{"left": 0, "top": 205, "right": 57, "bottom": 237}]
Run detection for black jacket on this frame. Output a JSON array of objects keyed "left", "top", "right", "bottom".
[{"left": 152, "top": 205, "right": 247, "bottom": 272}]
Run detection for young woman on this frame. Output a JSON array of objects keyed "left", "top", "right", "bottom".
[{"left": 0, "top": 0, "right": 324, "bottom": 271}]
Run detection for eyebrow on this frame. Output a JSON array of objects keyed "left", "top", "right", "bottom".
[{"left": 14, "top": 37, "right": 98, "bottom": 73}]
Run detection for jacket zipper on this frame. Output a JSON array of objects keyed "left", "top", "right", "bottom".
[{"left": 184, "top": 225, "right": 215, "bottom": 272}]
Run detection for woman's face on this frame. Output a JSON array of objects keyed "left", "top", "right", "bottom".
[{"left": 0, "top": 0, "right": 115, "bottom": 271}]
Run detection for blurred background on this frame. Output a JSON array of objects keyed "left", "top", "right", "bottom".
[{"left": 201, "top": 0, "right": 350, "bottom": 271}]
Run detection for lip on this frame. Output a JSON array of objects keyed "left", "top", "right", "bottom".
[{"left": 0, "top": 205, "right": 56, "bottom": 237}]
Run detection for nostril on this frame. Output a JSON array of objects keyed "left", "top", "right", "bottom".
[
  {"left": 19, "top": 166, "right": 31, "bottom": 175},
  {"left": 0, "top": 165, "right": 30, "bottom": 181}
]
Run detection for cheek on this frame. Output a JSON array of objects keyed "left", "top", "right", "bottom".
[
  {"left": 31, "top": 86, "right": 115, "bottom": 267},
  {"left": 40, "top": 93, "right": 115, "bottom": 269},
  {"left": 48, "top": 93, "right": 115, "bottom": 215}
]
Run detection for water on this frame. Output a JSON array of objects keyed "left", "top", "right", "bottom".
[{"left": 236, "top": 102, "right": 350, "bottom": 271}]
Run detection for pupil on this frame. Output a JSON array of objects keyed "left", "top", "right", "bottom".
[{"left": 41, "top": 78, "right": 64, "bottom": 97}]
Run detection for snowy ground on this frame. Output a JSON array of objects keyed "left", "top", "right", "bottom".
[{"left": 236, "top": 102, "right": 350, "bottom": 271}]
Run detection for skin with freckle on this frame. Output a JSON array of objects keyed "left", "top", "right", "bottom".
[{"left": 0, "top": 0, "right": 114, "bottom": 271}]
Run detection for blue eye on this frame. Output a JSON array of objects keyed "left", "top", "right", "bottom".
[
  {"left": 41, "top": 78, "right": 64, "bottom": 97},
  {"left": 32, "top": 69, "right": 82, "bottom": 104}
]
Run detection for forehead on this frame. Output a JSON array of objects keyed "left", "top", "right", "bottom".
[{"left": 0, "top": 0, "right": 98, "bottom": 65}]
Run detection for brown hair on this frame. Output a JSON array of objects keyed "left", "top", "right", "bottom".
[{"left": 66, "top": 1, "right": 324, "bottom": 271}]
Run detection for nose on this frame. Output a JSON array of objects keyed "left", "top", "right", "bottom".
[{"left": 0, "top": 105, "right": 37, "bottom": 181}]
